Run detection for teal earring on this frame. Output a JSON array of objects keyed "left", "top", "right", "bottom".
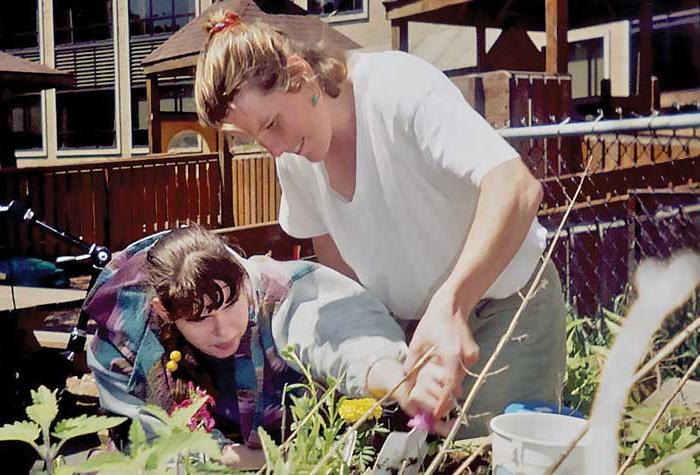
[{"left": 311, "top": 93, "right": 319, "bottom": 107}]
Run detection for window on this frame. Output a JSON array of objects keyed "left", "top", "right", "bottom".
[
  {"left": 9, "top": 94, "right": 42, "bottom": 150},
  {"left": 569, "top": 38, "right": 604, "bottom": 99},
  {"left": 160, "top": 83, "right": 196, "bottom": 113},
  {"left": 0, "top": 2, "right": 39, "bottom": 50},
  {"left": 167, "top": 130, "right": 201, "bottom": 153},
  {"left": 54, "top": 0, "right": 113, "bottom": 44},
  {"left": 131, "top": 83, "right": 195, "bottom": 147},
  {"left": 57, "top": 89, "right": 115, "bottom": 149},
  {"left": 131, "top": 88, "right": 149, "bottom": 147},
  {"left": 308, "top": 0, "right": 364, "bottom": 16},
  {"left": 650, "top": 24, "right": 699, "bottom": 92},
  {"left": 129, "top": 0, "right": 196, "bottom": 36}
]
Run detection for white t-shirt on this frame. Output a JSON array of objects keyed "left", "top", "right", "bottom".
[{"left": 276, "top": 51, "right": 547, "bottom": 319}]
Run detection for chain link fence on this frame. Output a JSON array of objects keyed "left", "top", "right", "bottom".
[{"left": 502, "top": 113, "right": 700, "bottom": 317}]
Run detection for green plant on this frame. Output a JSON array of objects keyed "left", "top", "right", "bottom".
[
  {"left": 620, "top": 402, "right": 700, "bottom": 475},
  {"left": 70, "top": 394, "right": 230, "bottom": 474},
  {"left": 257, "top": 347, "right": 387, "bottom": 474},
  {"left": 563, "top": 303, "right": 622, "bottom": 414},
  {"left": 563, "top": 290, "right": 700, "bottom": 474},
  {"left": 0, "top": 386, "right": 125, "bottom": 475}
]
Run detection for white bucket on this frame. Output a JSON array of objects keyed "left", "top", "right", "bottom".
[{"left": 490, "top": 412, "right": 589, "bottom": 475}]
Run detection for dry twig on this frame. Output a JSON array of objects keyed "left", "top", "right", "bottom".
[
  {"left": 634, "top": 316, "right": 700, "bottom": 382},
  {"left": 453, "top": 435, "right": 493, "bottom": 475},
  {"left": 618, "top": 355, "right": 700, "bottom": 474}
]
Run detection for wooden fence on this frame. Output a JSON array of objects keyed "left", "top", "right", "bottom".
[
  {"left": 228, "top": 149, "right": 281, "bottom": 227},
  {"left": 0, "top": 154, "right": 222, "bottom": 256}
]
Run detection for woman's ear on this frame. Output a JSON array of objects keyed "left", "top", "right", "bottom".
[{"left": 152, "top": 298, "right": 171, "bottom": 323}]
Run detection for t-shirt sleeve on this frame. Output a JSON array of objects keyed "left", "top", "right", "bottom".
[
  {"left": 412, "top": 85, "right": 522, "bottom": 186},
  {"left": 276, "top": 155, "right": 328, "bottom": 239}
]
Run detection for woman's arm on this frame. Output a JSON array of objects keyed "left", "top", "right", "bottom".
[{"left": 405, "top": 159, "right": 543, "bottom": 416}]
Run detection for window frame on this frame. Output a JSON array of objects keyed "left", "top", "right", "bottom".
[
  {"left": 312, "top": 0, "right": 368, "bottom": 24},
  {"left": 128, "top": 0, "right": 196, "bottom": 37}
]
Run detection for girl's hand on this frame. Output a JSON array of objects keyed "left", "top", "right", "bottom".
[
  {"left": 366, "top": 358, "right": 412, "bottom": 410},
  {"left": 220, "top": 444, "right": 266, "bottom": 470},
  {"left": 265, "top": 347, "right": 287, "bottom": 372}
]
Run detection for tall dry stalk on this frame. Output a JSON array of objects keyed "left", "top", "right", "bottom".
[
  {"left": 422, "top": 154, "right": 594, "bottom": 475},
  {"left": 546, "top": 312, "right": 700, "bottom": 474},
  {"left": 584, "top": 253, "right": 700, "bottom": 475}
]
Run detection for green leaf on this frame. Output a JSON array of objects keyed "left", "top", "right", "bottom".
[
  {"left": 139, "top": 404, "right": 171, "bottom": 424},
  {"left": 128, "top": 418, "right": 148, "bottom": 451},
  {"left": 54, "top": 464, "right": 78, "bottom": 475},
  {"left": 625, "top": 463, "right": 645, "bottom": 474},
  {"left": 668, "top": 455, "right": 698, "bottom": 475},
  {"left": 629, "top": 405, "right": 658, "bottom": 423},
  {"left": 186, "top": 460, "right": 236, "bottom": 474},
  {"left": 673, "top": 427, "right": 697, "bottom": 450},
  {"left": 26, "top": 386, "right": 59, "bottom": 431},
  {"left": 69, "top": 451, "right": 131, "bottom": 473},
  {"left": 53, "top": 415, "right": 126, "bottom": 442},
  {"left": 601, "top": 308, "right": 624, "bottom": 326},
  {"left": 146, "top": 430, "right": 219, "bottom": 471},
  {"left": 258, "top": 427, "right": 281, "bottom": 467},
  {"left": 169, "top": 396, "right": 208, "bottom": 430},
  {"left": 626, "top": 421, "right": 648, "bottom": 442},
  {"left": 0, "top": 420, "right": 41, "bottom": 445}
]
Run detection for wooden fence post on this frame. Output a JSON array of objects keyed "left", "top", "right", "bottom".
[{"left": 219, "top": 131, "right": 235, "bottom": 227}]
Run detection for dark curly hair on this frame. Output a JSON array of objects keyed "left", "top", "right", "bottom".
[{"left": 145, "top": 224, "right": 247, "bottom": 403}]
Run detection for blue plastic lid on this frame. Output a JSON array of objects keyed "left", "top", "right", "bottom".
[{"left": 504, "top": 400, "right": 586, "bottom": 419}]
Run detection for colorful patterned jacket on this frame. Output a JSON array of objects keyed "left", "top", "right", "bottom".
[{"left": 87, "top": 233, "right": 407, "bottom": 447}]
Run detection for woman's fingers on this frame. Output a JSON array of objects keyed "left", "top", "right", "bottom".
[
  {"left": 407, "top": 385, "right": 440, "bottom": 414},
  {"left": 407, "top": 361, "right": 455, "bottom": 415}
]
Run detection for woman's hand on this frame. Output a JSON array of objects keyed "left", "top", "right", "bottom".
[
  {"left": 220, "top": 444, "right": 266, "bottom": 470},
  {"left": 366, "top": 357, "right": 457, "bottom": 435},
  {"left": 403, "top": 288, "right": 480, "bottom": 419}
]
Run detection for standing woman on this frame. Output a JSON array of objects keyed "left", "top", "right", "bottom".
[{"left": 194, "top": 10, "right": 566, "bottom": 437}]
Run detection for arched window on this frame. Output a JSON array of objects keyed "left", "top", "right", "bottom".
[{"left": 167, "top": 130, "right": 208, "bottom": 153}]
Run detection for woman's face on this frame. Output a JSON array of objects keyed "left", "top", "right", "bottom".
[
  {"left": 174, "top": 280, "right": 249, "bottom": 359},
  {"left": 223, "top": 81, "right": 333, "bottom": 162}
]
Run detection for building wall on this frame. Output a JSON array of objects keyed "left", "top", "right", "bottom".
[
  {"left": 528, "top": 21, "right": 631, "bottom": 97},
  {"left": 6, "top": 0, "right": 208, "bottom": 168},
  {"left": 7, "top": 1, "right": 692, "bottom": 167}
]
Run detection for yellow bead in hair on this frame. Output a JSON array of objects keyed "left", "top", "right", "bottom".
[
  {"left": 166, "top": 360, "right": 179, "bottom": 372},
  {"left": 169, "top": 350, "right": 182, "bottom": 363}
]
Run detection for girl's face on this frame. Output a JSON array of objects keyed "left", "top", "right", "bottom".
[
  {"left": 173, "top": 280, "right": 249, "bottom": 359},
  {"left": 222, "top": 79, "right": 333, "bottom": 163}
]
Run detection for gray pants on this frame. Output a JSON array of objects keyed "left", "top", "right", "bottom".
[{"left": 457, "top": 261, "right": 567, "bottom": 438}]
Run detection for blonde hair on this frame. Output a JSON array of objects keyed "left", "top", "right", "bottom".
[{"left": 195, "top": 10, "right": 347, "bottom": 129}]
